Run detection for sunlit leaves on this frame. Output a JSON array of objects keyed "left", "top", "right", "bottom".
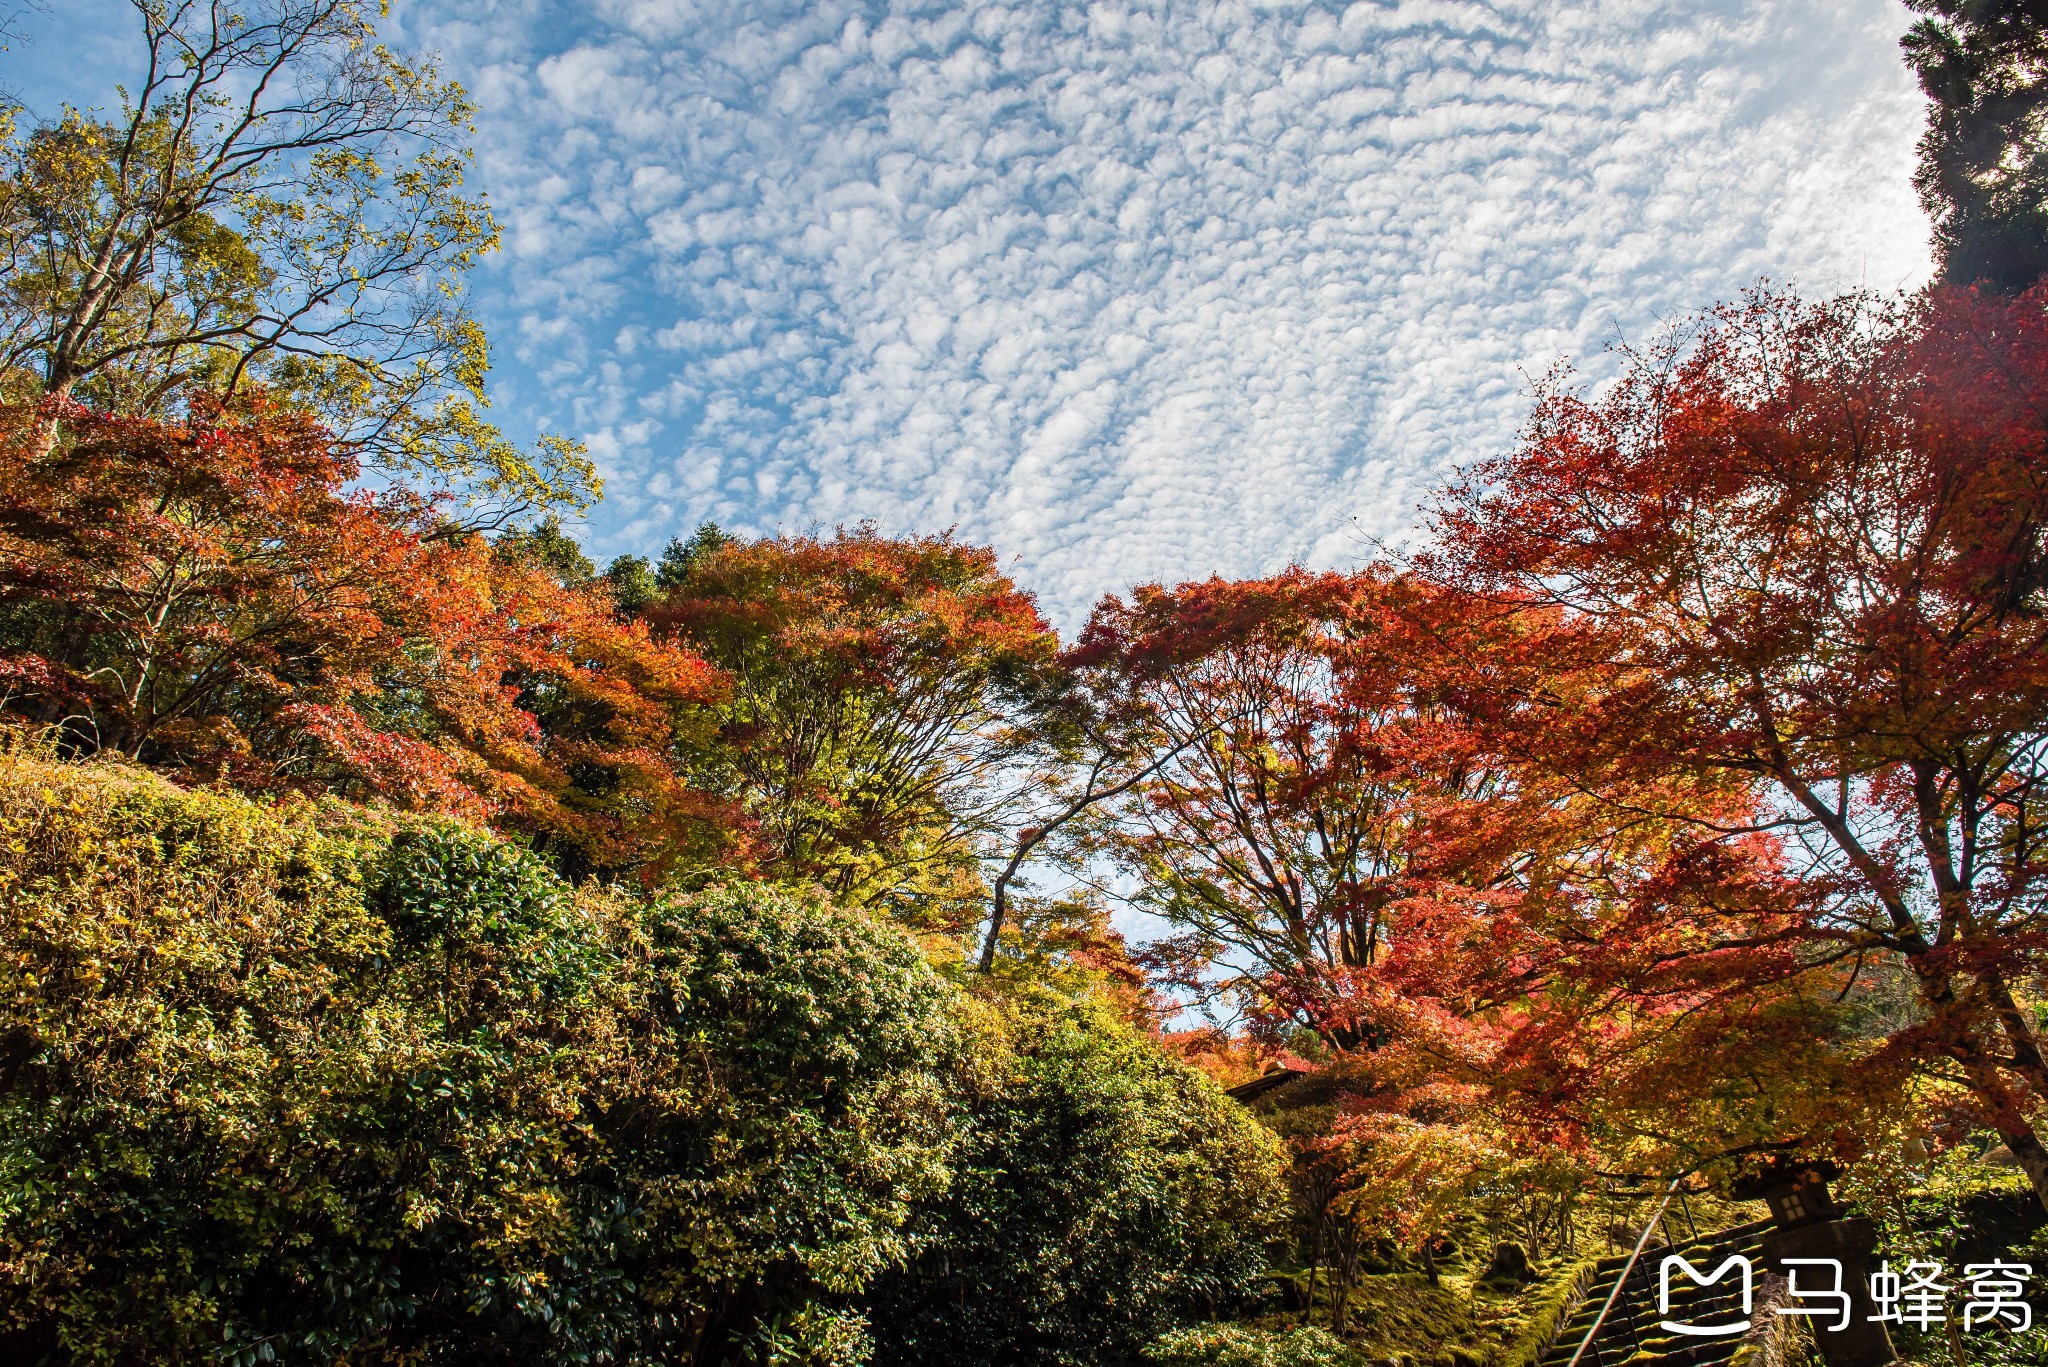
[
  {"left": 1440, "top": 283, "right": 2048, "bottom": 1199},
  {"left": 0, "top": 393, "right": 721, "bottom": 869},
  {"left": 650, "top": 525, "right": 1060, "bottom": 927},
  {"left": 0, "top": 0, "right": 594, "bottom": 514}
]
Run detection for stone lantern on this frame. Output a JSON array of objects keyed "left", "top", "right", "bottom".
[{"left": 1731, "top": 1159, "right": 1897, "bottom": 1367}]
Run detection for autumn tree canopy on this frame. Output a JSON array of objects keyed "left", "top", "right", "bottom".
[
  {"left": 1070, "top": 570, "right": 1471, "bottom": 1049},
  {"left": 7, "top": 0, "right": 2048, "bottom": 1353},
  {"left": 650, "top": 526, "right": 1061, "bottom": 930},
  {"left": 0, "top": 0, "right": 591, "bottom": 515},
  {"left": 1440, "top": 283, "right": 2048, "bottom": 1209},
  {"left": 0, "top": 393, "right": 723, "bottom": 864}
]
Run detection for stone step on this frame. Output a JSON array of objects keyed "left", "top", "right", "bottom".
[
  {"left": 1544, "top": 1338, "right": 1747, "bottom": 1367},
  {"left": 1562, "top": 1285, "right": 1752, "bottom": 1335},
  {"left": 1594, "top": 1238, "right": 1770, "bottom": 1284},
  {"left": 1546, "top": 1218, "right": 1781, "bottom": 1367},
  {"left": 1590, "top": 1218, "right": 1773, "bottom": 1273}
]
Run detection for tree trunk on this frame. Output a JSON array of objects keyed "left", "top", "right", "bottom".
[
  {"left": 1331, "top": 1226, "right": 1360, "bottom": 1335},
  {"left": 1997, "top": 1123, "right": 2048, "bottom": 1213},
  {"left": 1897, "top": 770, "right": 2048, "bottom": 1211},
  {"left": 1877, "top": 897, "right": 2048, "bottom": 1213},
  {"left": 1303, "top": 1219, "right": 1323, "bottom": 1327},
  {"left": 1937, "top": 1020, "right": 2048, "bottom": 1213}
]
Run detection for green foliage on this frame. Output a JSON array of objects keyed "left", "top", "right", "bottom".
[
  {"left": 495, "top": 514, "right": 597, "bottom": 586},
  {"left": 1904, "top": 1, "right": 2048, "bottom": 292},
  {"left": 866, "top": 989, "right": 1288, "bottom": 1367},
  {"left": 744, "top": 1304, "right": 876, "bottom": 1367},
  {"left": 658, "top": 521, "right": 733, "bottom": 592},
  {"left": 0, "top": 749, "right": 963, "bottom": 1363},
  {"left": 0, "top": 747, "right": 1273, "bottom": 1364},
  {"left": 0, "top": 0, "right": 594, "bottom": 513},
  {"left": 373, "top": 820, "right": 607, "bottom": 995},
  {"left": 1839, "top": 1142, "right": 2048, "bottom": 1366},
  {"left": 1230, "top": 1264, "right": 1587, "bottom": 1367},
  {"left": 653, "top": 525, "right": 1060, "bottom": 926},
  {"left": 606, "top": 553, "right": 660, "bottom": 615},
  {"left": 1144, "top": 1324, "right": 1363, "bottom": 1367},
  {"left": 632, "top": 881, "right": 963, "bottom": 1307}
]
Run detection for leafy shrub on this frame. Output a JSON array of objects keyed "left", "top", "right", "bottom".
[
  {"left": 0, "top": 753, "right": 416, "bottom": 1363},
  {"left": 0, "top": 750, "right": 1284, "bottom": 1364},
  {"left": 866, "top": 991, "right": 1288, "bottom": 1367},
  {"left": 621, "top": 881, "right": 964, "bottom": 1355},
  {"left": 0, "top": 752, "right": 959, "bottom": 1364},
  {"left": 1143, "top": 1324, "right": 1362, "bottom": 1367}
]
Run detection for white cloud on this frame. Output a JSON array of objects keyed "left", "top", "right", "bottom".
[{"left": 398, "top": 0, "right": 1931, "bottom": 626}]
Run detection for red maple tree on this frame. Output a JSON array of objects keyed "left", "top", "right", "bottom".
[
  {"left": 0, "top": 392, "right": 730, "bottom": 870},
  {"left": 1071, "top": 569, "right": 1624, "bottom": 1050},
  {"left": 1438, "top": 283, "right": 2048, "bottom": 1207}
]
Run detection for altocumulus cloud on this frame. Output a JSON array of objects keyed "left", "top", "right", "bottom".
[{"left": 407, "top": 0, "right": 1927, "bottom": 622}]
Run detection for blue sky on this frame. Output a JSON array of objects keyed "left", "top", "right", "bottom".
[{"left": 17, "top": 0, "right": 1932, "bottom": 629}]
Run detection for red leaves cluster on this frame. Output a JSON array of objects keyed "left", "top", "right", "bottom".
[
  {"left": 1084, "top": 281, "right": 2048, "bottom": 1185},
  {"left": 1085, "top": 562, "right": 1823, "bottom": 1169},
  {"left": 0, "top": 393, "right": 728, "bottom": 871},
  {"left": 1077, "top": 571, "right": 1611, "bottom": 1044},
  {"left": 1428, "top": 282, "right": 2048, "bottom": 1186},
  {"left": 16, "top": 277, "right": 2048, "bottom": 1205}
]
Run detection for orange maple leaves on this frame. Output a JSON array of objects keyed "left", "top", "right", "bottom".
[{"left": 0, "top": 392, "right": 729, "bottom": 872}]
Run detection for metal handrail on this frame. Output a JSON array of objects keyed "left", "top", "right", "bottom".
[{"left": 1562, "top": 1175, "right": 1682, "bottom": 1367}]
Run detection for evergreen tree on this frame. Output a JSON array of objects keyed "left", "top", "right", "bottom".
[
  {"left": 1903, "top": 0, "right": 2048, "bottom": 292},
  {"left": 495, "top": 515, "right": 595, "bottom": 586},
  {"left": 604, "top": 553, "right": 659, "bottom": 616},
  {"left": 656, "top": 521, "right": 732, "bottom": 592}
]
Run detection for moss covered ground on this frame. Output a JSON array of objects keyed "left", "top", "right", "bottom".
[{"left": 1189, "top": 1257, "right": 1596, "bottom": 1367}]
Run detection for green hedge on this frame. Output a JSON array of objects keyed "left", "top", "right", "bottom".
[
  {"left": 0, "top": 751, "right": 1285, "bottom": 1365},
  {"left": 0, "top": 753, "right": 957, "bottom": 1363},
  {"left": 1144, "top": 1324, "right": 1363, "bottom": 1367},
  {"left": 865, "top": 989, "right": 1287, "bottom": 1367}
]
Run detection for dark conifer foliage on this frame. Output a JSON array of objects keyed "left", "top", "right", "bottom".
[
  {"left": 1904, "top": 0, "right": 2048, "bottom": 291},
  {"left": 494, "top": 514, "right": 598, "bottom": 586},
  {"left": 657, "top": 520, "right": 733, "bottom": 591}
]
